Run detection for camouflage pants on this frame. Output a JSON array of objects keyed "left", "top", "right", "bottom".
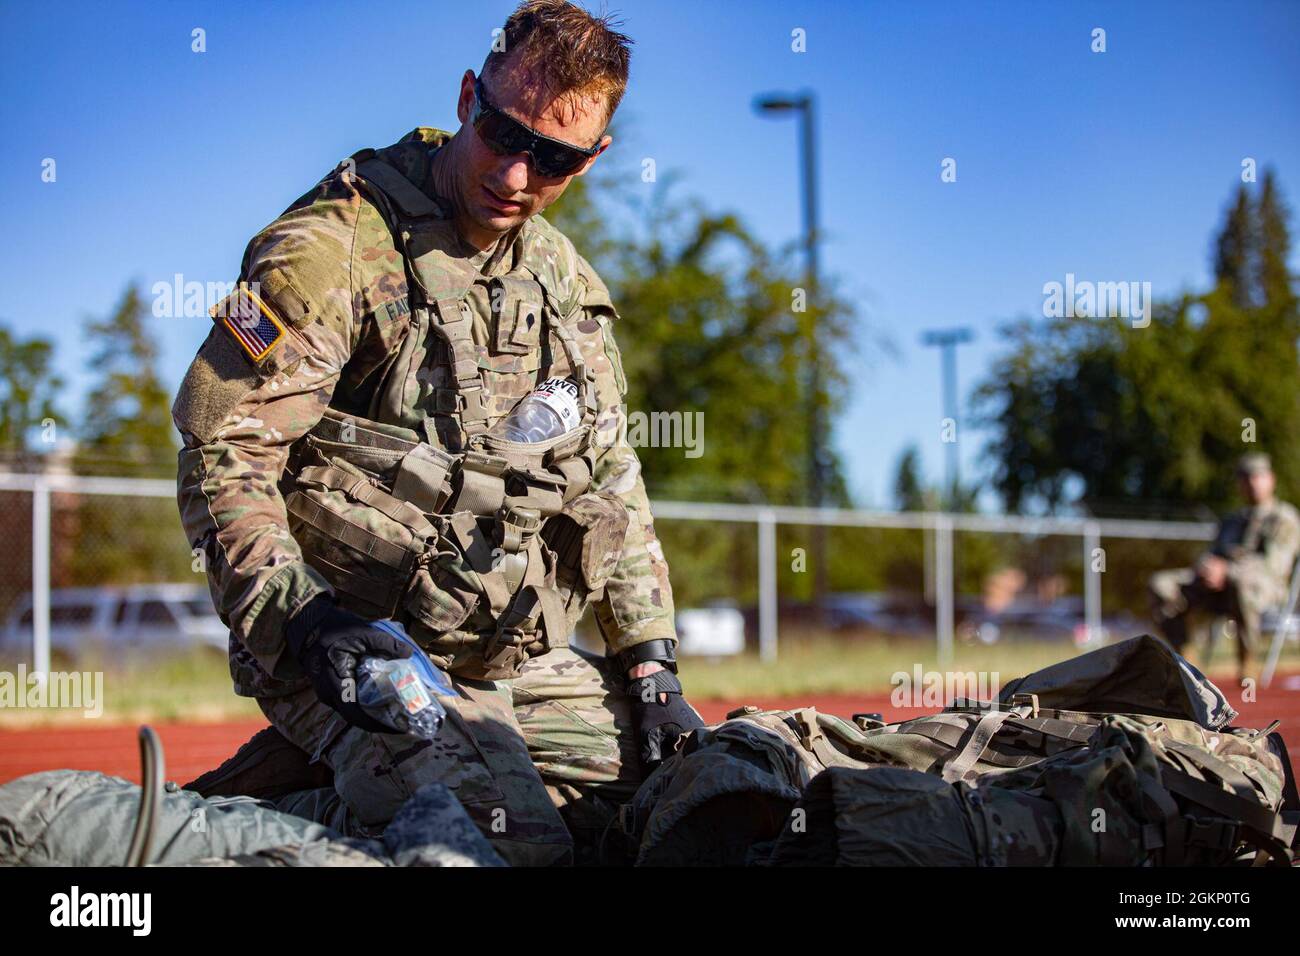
[
  {"left": 1148, "top": 567, "right": 1272, "bottom": 663},
  {"left": 260, "top": 644, "right": 644, "bottom": 866}
]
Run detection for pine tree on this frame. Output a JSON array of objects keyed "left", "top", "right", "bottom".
[
  {"left": 67, "top": 285, "right": 188, "bottom": 587},
  {"left": 0, "top": 325, "right": 64, "bottom": 462},
  {"left": 76, "top": 285, "right": 176, "bottom": 477},
  {"left": 1214, "top": 187, "right": 1254, "bottom": 309},
  {"left": 1256, "top": 169, "right": 1297, "bottom": 315}
]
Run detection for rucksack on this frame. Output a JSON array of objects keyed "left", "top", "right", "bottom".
[{"left": 622, "top": 636, "right": 1298, "bottom": 866}]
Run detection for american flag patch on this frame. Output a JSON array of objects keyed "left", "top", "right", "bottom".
[{"left": 215, "top": 284, "right": 286, "bottom": 363}]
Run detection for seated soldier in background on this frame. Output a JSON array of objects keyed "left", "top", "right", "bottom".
[{"left": 1149, "top": 453, "right": 1300, "bottom": 680}]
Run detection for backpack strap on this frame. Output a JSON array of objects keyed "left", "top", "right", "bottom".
[
  {"left": 1136, "top": 773, "right": 1187, "bottom": 865},
  {"left": 1266, "top": 730, "right": 1300, "bottom": 814},
  {"left": 896, "top": 717, "right": 1046, "bottom": 770},
  {"left": 941, "top": 709, "right": 1020, "bottom": 783},
  {"left": 1162, "top": 739, "right": 1260, "bottom": 801},
  {"left": 1158, "top": 767, "right": 1294, "bottom": 865},
  {"left": 776, "top": 710, "right": 850, "bottom": 768}
]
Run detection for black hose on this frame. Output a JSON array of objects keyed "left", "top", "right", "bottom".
[{"left": 124, "top": 725, "right": 164, "bottom": 867}]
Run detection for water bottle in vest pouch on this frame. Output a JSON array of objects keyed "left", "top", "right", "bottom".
[{"left": 491, "top": 377, "right": 581, "bottom": 443}]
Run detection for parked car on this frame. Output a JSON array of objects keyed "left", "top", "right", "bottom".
[
  {"left": 0, "top": 584, "right": 227, "bottom": 659},
  {"left": 677, "top": 602, "right": 746, "bottom": 657},
  {"left": 821, "top": 592, "right": 931, "bottom": 636},
  {"left": 957, "top": 598, "right": 1141, "bottom": 646}
]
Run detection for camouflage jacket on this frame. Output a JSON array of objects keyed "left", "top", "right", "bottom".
[
  {"left": 1208, "top": 499, "right": 1300, "bottom": 605},
  {"left": 174, "top": 128, "right": 676, "bottom": 697}
]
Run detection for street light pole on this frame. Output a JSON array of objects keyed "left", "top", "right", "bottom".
[
  {"left": 756, "top": 91, "right": 828, "bottom": 611},
  {"left": 920, "top": 327, "right": 974, "bottom": 509}
]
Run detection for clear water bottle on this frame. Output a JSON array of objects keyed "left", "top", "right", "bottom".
[
  {"left": 491, "top": 377, "right": 580, "bottom": 443},
  {"left": 356, "top": 620, "right": 454, "bottom": 739}
]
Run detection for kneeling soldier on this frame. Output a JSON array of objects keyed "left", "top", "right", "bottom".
[{"left": 174, "top": 1, "right": 702, "bottom": 865}]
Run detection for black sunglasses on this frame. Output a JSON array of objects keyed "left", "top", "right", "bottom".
[{"left": 471, "top": 76, "right": 603, "bottom": 178}]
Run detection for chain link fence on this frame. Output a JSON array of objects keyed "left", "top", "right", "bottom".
[{"left": 1, "top": 471, "right": 1241, "bottom": 678}]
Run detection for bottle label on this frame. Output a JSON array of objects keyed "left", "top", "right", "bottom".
[
  {"left": 393, "top": 667, "right": 433, "bottom": 716},
  {"left": 532, "top": 378, "right": 581, "bottom": 432}
]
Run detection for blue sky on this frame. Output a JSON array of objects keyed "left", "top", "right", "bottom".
[{"left": 2, "top": 0, "right": 1298, "bottom": 509}]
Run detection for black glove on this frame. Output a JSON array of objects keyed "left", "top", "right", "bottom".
[
  {"left": 627, "top": 668, "right": 705, "bottom": 770},
  {"left": 284, "top": 595, "right": 413, "bottom": 734}
]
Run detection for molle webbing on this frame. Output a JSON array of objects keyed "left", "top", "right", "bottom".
[
  {"left": 431, "top": 296, "right": 490, "bottom": 438},
  {"left": 450, "top": 436, "right": 591, "bottom": 520},
  {"left": 296, "top": 464, "right": 433, "bottom": 539},
  {"left": 894, "top": 712, "right": 1099, "bottom": 775},
  {"left": 300, "top": 407, "right": 594, "bottom": 523}
]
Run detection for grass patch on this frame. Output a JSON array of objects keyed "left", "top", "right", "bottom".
[
  {"left": 678, "top": 634, "right": 1079, "bottom": 700},
  {"left": 678, "top": 630, "right": 1298, "bottom": 700},
  {"left": 0, "top": 648, "right": 262, "bottom": 727}
]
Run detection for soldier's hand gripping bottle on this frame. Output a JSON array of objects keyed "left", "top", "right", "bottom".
[{"left": 356, "top": 620, "right": 455, "bottom": 739}]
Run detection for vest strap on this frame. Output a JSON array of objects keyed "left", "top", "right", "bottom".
[
  {"left": 355, "top": 158, "right": 441, "bottom": 219},
  {"left": 548, "top": 315, "right": 598, "bottom": 429}
]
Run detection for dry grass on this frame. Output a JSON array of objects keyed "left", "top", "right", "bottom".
[{"left": 0, "top": 648, "right": 260, "bottom": 727}]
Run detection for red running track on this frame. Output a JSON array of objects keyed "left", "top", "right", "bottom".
[{"left": 4, "top": 677, "right": 1300, "bottom": 787}]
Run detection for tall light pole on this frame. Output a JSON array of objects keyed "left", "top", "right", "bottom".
[
  {"left": 756, "top": 91, "right": 828, "bottom": 610},
  {"left": 920, "top": 327, "right": 974, "bottom": 508}
]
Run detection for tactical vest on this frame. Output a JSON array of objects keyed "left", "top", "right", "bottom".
[{"left": 282, "top": 145, "right": 628, "bottom": 680}]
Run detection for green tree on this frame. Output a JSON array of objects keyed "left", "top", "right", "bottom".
[
  {"left": 973, "top": 175, "right": 1300, "bottom": 614},
  {"left": 547, "top": 165, "right": 858, "bottom": 606},
  {"left": 0, "top": 324, "right": 64, "bottom": 462},
  {"left": 893, "top": 445, "right": 928, "bottom": 511},
  {"left": 68, "top": 285, "right": 188, "bottom": 586},
  {"left": 75, "top": 285, "right": 177, "bottom": 477},
  {"left": 975, "top": 174, "right": 1300, "bottom": 517}
]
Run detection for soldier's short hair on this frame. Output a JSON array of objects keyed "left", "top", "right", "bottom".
[
  {"left": 1237, "top": 453, "right": 1273, "bottom": 476},
  {"left": 483, "top": 0, "right": 633, "bottom": 125}
]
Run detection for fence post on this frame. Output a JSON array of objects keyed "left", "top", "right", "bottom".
[
  {"left": 935, "top": 513, "right": 954, "bottom": 668},
  {"left": 1083, "top": 520, "right": 1102, "bottom": 642},
  {"left": 32, "top": 476, "right": 51, "bottom": 680},
  {"left": 758, "top": 508, "right": 778, "bottom": 662}
]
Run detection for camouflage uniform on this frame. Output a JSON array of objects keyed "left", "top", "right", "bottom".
[
  {"left": 1149, "top": 498, "right": 1300, "bottom": 658},
  {"left": 174, "top": 128, "right": 676, "bottom": 865}
]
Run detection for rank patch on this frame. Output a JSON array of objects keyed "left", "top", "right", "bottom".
[{"left": 214, "top": 284, "right": 286, "bottom": 363}]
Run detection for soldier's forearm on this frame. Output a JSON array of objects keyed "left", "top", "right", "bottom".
[{"left": 178, "top": 437, "right": 329, "bottom": 650}]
